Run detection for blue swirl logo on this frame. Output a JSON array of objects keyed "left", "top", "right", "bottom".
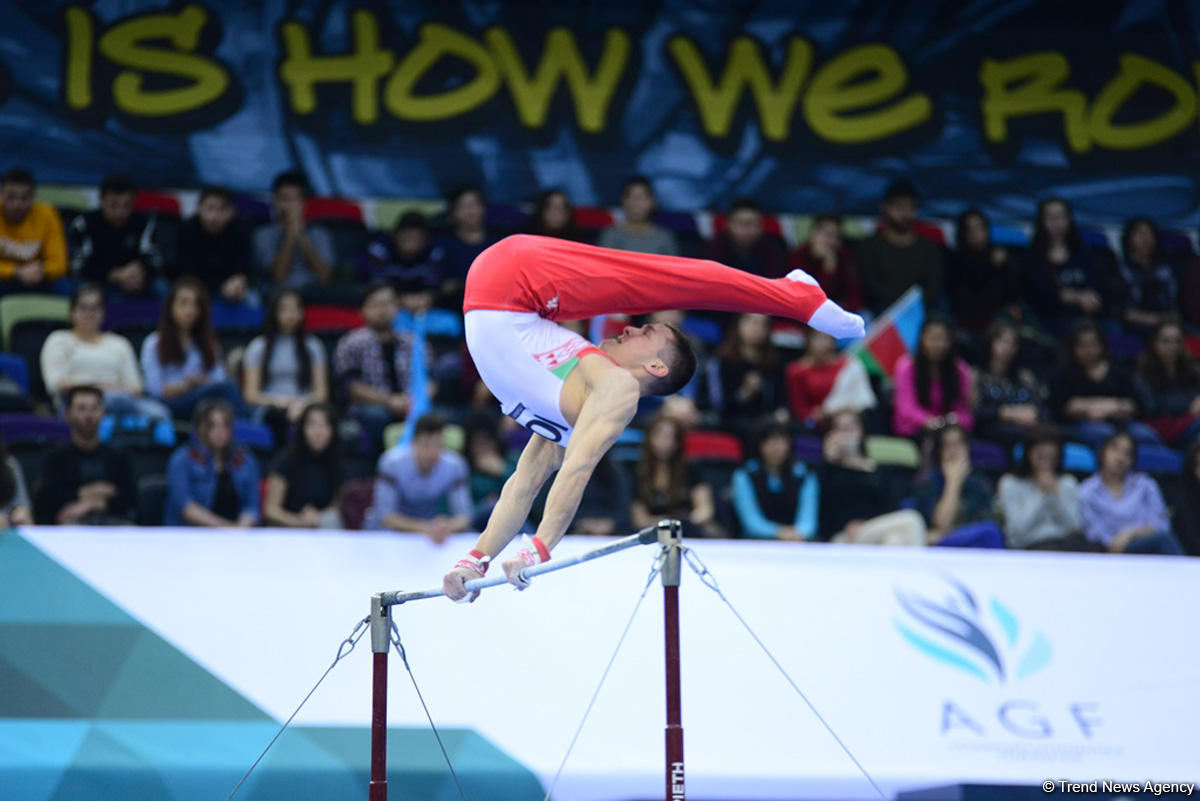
[{"left": 893, "top": 578, "right": 1052, "bottom": 684}]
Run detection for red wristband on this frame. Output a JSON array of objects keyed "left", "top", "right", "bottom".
[{"left": 531, "top": 535, "right": 551, "bottom": 563}]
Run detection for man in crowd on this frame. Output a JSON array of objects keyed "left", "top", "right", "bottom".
[
  {"left": 171, "top": 185, "right": 255, "bottom": 306},
  {"left": 705, "top": 197, "right": 788, "bottom": 278},
  {"left": 0, "top": 166, "right": 67, "bottom": 292},
  {"left": 368, "top": 413, "right": 473, "bottom": 541},
  {"left": 68, "top": 174, "right": 161, "bottom": 299},
  {"left": 253, "top": 170, "right": 333, "bottom": 289},
  {"left": 33, "top": 386, "right": 136, "bottom": 525},
  {"left": 856, "top": 178, "right": 944, "bottom": 314}
]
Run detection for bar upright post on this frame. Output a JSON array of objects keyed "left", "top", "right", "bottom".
[
  {"left": 369, "top": 594, "right": 391, "bottom": 801},
  {"left": 659, "top": 519, "right": 685, "bottom": 801}
]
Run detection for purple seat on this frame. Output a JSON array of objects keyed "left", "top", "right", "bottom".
[
  {"left": 793, "top": 435, "right": 823, "bottom": 465},
  {"left": 970, "top": 440, "right": 1009, "bottom": 472},
  {"left": 0, "top": 414, "right": 69, "bottom": 445},
  {"left": 104, "top": 299, "right": 161, "bottom": 330}
]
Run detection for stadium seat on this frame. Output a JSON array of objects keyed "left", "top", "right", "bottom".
[
  {"left": 0, "top": 294, "right": 69, "bottom": 350},
  {"left": 866, "top": 436, "right": 921, "bottom": 468},
  {"left": 792, "top": 435, "right": 823, "bottom": 465},
  {"left": 104, "top": 298, "right": 160, "bottom": 330},
  {"left": 970, "top": 440, "right": 1009, "bottom": 472},
  {"left": 211, "top": 302, "right": 264, "bottom": 331},
  {"left": 654, "top": 211, "right": 700, "bottom": 235},
  {"left": 233, "top": 420, "right": 275, "bottom": 453},
  {"left": 0, "top": 414, "right": 69, "bottom": 445},
  {"left": 989, "top": 223, "right": 1029, "bottom": 247},
  {"left": 234, "top": 195, "right": 271, "bottom": 222},
  {"left": 306, "top": 305, "right": 364, "bottom": 332},
  {"left": 1136, "top": 444, "right": 1183, "bottom": 475},
  {"left": 680, "top": 316, "right": 723, "bottom": 346},
  {"left": 683, "top": 429, "right": 744, "bottom": 462},
  {"left": 712, "top": 212, "right": 783, "bottom": 237},
  {"left": 304, "top": 197, "right": 364, "bottom": 223},
  {"left": 373, "top": 199, "right": 446, "bottom": 231},
  {"left": 134, "top": 190, "right": 181, "bottom": 216},
  {"left": 11, "top": 319, "right": 68, "bottom": 403},
  {"left": 486, "top": 204, "right": 528, "bottom": 233},
  {"left": 1017, "top": 441, "right": 1098, "bottom": 474},
  {"left": 136, "top": 474, "right": 168, "bottom": 526},
  {"left": 0, "top": 353, "right": 30, "bottom": 395},
  {"left": 573, "top": 206, "right": 614, "bottom": 230}
]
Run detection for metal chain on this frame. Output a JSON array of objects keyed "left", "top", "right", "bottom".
[
  {"left": 679, "top": 547, "right": 888, "bottom": 801},
  {"left": 390, "top": 621, "right": 470, "bottom": 801},
  {"left": 225, "top": 616, "right": 370, "bottom": 801},
  {"left": 542, "top": 548, "right": 665, "bottom": 801}
]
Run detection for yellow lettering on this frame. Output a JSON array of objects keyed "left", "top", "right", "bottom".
[
  {"left": 668, "top": 35, "right": 812, "bottom": 141},
  {"left": 979, "top": 52, "right": 1090, "bottom": 152},
  {"left": 803, "top": 44, "right": 930, "bottom": 143},
  {"left": 278, "top": 10, "right": 393, "bottom": 124},
  {"left": 485, "top": 27, "right": 630, "bottom": 133},
  {"left": 1089, "top": 53, "right": 1196, "bottom": 149},
  {"left": 97, "top": 6, "right": 229, "bottom": 117},
  {"left": 384, "top": 23, "right": 499, "bottom": 121},
  {"left": 63, "top": 6, "right": 94, "bottom": 110}
]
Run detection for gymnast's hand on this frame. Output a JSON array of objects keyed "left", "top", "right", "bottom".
[
  {"left": 442, "top": 567, "right": 478, "bottom": 603},
  {"left": 501, "top": 556, "right": 531, "bottom": 591}
]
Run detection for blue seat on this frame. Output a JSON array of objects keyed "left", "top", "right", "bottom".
[
  {"left": 970, "top": 440, "right": 1008, "bottom": 472},
  {"left": 1136, "top": 444, "right": 1183, "bottom": 475},
  {"left": 1013, "top": 441, "right": 1097, "bottom": 474},
  {"left": 0, "top": 353, "right": 29, "bottom": 394},
  {"left": 793, "top": 435, "right": 823, "bottom": 465},
  {"left": 233, "top": 420, "right": 275, "bottom": 452},
  {"left": 211, "top": 302, "right": 264, "bottom": 331},
  {"left": 0, "top": 413, "right": 69, "bottom": 445},
  {"left": 681, "top": 316, "right": 722, "bottom": 346}
]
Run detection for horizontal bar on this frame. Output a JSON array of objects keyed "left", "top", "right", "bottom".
[{"left": 379, "top": 524, "right": 667, "bottom": 607}]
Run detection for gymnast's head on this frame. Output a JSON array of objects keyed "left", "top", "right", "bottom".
[{"left": 600, "top": 321, "right": 697, "bottom": 397}]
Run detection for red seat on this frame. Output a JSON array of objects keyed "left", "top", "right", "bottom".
[
  {"left": 134, "top": 191, "right": 181, "bottom": 216},
  {"left": 306, "top": 305, "right": 363, "bottom": 332},
  {"left": 874, "top": 218, "right": 946, "bottom": 245},
  {"left": 304, "top": 197, "right": 364, "bottom": 223},
  {"left": 573, "top": 206, "right": 614, "bottom": 230},
  {"left": 1187, "top": 335, "right": 1200, "bottom": 358},
  {"left": 683, "top": 430, "right": 744, "bottom": 462},
  {"left": 711, "top": 212, "right": 783, "bottom": 237}
]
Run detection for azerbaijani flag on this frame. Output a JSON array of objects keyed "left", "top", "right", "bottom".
[{"left": 854, "top": 286, "right": 924, "bottom": 378}]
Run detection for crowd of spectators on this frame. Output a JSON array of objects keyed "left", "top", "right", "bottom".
[{"left": 0, "top": 163, "right": 1197, "bottom": 558}]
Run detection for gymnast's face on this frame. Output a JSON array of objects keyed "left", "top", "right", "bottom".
[{"left": 603, "top": 323, "right": 671, "bottom": 377}]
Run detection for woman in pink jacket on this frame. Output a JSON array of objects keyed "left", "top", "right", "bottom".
[{"left": 892, "top": 316, "right": 975, "bottom": 437}]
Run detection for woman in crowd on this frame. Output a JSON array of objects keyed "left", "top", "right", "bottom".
[
  {"left": 1172, "top": 443, "right": 1200, "bottom": 556},
  {"left": 892, "top": 316, "right": 975, "bottom": 437},
  {"left": 997, "top": 427, "right": 1085, "bottom": 550},
  {"left": 263, "top": 402, "right": 342, "bottom": 529},
  {"left": 1112, "top": 218, "right": 1179, "bottom": 333},
  {"left": 819, "top": 409, "right": 924, "bottom": 545},
  {"left": 40, "top": 284, "right": 169, "bottom": 420},
  {"left": 784, "top": 328, "right": 875, "bottom": 426},
  {"left": 141, "top": 278, "right": 243, "bottom": 419},
  {"left": 164, "top": 398, "right": 259, "bottom": 527},
  {"left": 0, "top": 432, "right": 31, "bottom": 527},
  {"left": 1025, "top": 197, "right": 1105, "bottom": 326},
  {"left": 909, "top": 423, "right": 1002, "bottom": 547},
  {"left": 527, "top": 189, "right": 585, "bottom": 242},
  {"left": 974, "top": 320, "right": 1048, "bottom": 447},
  {"left": 437, "top": 186, "right": 494, "bottom": 305},
  {"left": 1078, "top": 431, "right": 1182, "bottom": 554},
  {"left": 242, "top": 289, "right": 329, "bottom": 444},
  {"left": 597, "top": 175, "right": 679, "bottom": 256},
  {"left": 464, "top": 415, "right": 518, "bottom": 530},
  {"left": 1048, "top": 320, "right": 1159, "bottom": 448},
  {"left": 788, "top": 214, "right": 862, "bottom": 313},
  {"left": 731, "top": 420, "right": 818, "bottom": 541},
  {"left": 631, "top": 415, "right": 719, "bottom": 538},
  {"left": 1136, "top": 319, "right": 1200, "bottom": 448},
  {"left": 706, "top": 313, "right": 786, "bottom": 433},
  {"left": 945, "top": 208, "right": 1021, "bottom": 333}
]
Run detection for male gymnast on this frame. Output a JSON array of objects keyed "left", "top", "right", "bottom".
[{"left": 442, "top": 234, "right": 864, "bottom": 600}]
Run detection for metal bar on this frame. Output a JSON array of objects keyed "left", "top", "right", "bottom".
[
  {"left": 660, "top": 520, "right": 685, "bottom": 801},
  {"left": 369, "top": 595, "right": 390, "bottom": 801},
  {"left": 379, "top": 525, "right": 663, "bottom": 607}
]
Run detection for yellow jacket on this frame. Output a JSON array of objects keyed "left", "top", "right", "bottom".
[{"left": 0, "top": 202, "right": 67, "bottom": 281}]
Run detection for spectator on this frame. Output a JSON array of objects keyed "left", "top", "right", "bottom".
[
  {"left": 527, "top": 189, "right": 585, "bottom": 242},
  {"left": 909, "top": 423, "right": 1002, "bottom": 546},
  {"left": 253, "top": 170, "right": 333, "bottom": 289},
  {"left": 789, "top": 214, "right": 862, "bottom": 312},
  {"left": 1111, "top": 218, "right": 1180, "bottom": 333},
  {"left": 892, "top": 316, "right": 975, "bottom": 437},
  {"left": 357, "top": 211, "right": 443, "bottom": 305},
  {"left": 464, "top": 415, "right": 518, "bottom": 528},
  {"left": 164, "top": 398, "right": 260, "bottom": 527},
  {"left": 1181, "top": 245, "right": 1200, "bottom": 328},
  {"left": 1025, "top": 197, "right": 1104, "bottom": 325},
  {"left": 1078, "top": 431, "right": 1182, "bottom": 554},
  {"left": 0, "top": 431, "right": 32, "bottom": 527},
  {"left": 819, "top": 409, "right": 924, "bottom": 544},
  {"left": 368, "top": 413, "right": 473, "bottom": 541},
  {"left": 631, "top": 415, "right": 719, "bottom": 538},
  {"left": 438, "top": 186, "right": 495, "bottom": 291},
  {"left": 1172, "top": 442, "right": 1200, "bottom": 556},
  {"left": 263, "top": 402, "right": 343, "bottom": 529},
  {"left": 945, "top": 208, "right": 1021, "bottom": 333},
  {"left": 41, "top": 284, "right": 169, "bottom": 420},
  {"left": 974, "top": 320, "right": 1048, "bottom": 447},
  {"left": 333, "top": 283, "right": 414, "bottom": 452},
  {"left": 784, "top": 328, "right": 875, "bottom": 426},
  {"left": 705, "top": 198, "right": 788, "bottom": 278},
  {"left": 856, "top": 179, "right": 943, "bottom": 314},
  {"left": 731, "top": 420, "right": 818, "bottom": 541},
  {"left": 1137, "top": 319, "right": 1200, "bottom": 447},
  {"left": 706, "top": 313, "right": 786, "bottom": 433},
  {"left": 242, "top": 288, "right": 329, "bottom": 442},
  {"left": 570, "top": 453, "right": 632, "bottom": 536},
  {"left": 32, "top": 386, "right": 136, "bottom": 525},
  {"left": 997, "top": 427, "right": 1085, "bottom": 550},
  {"left": 597, "top": 176, "right": 679, "bottom": 256},
  {"left": 171, "top": 185, "right": 255, "bottom": 307},
  {"left": 141, "top": 277, "right": 243, "bottom": 420},
  {"left": 1048, "top": 320, "right": 1159, "bottom": 448},
  {"left": 0, "top": 166, "right": 67, "bottom": 291},
  {"left": 68, "top": 174, "right": 160, "bottom": 299}
]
